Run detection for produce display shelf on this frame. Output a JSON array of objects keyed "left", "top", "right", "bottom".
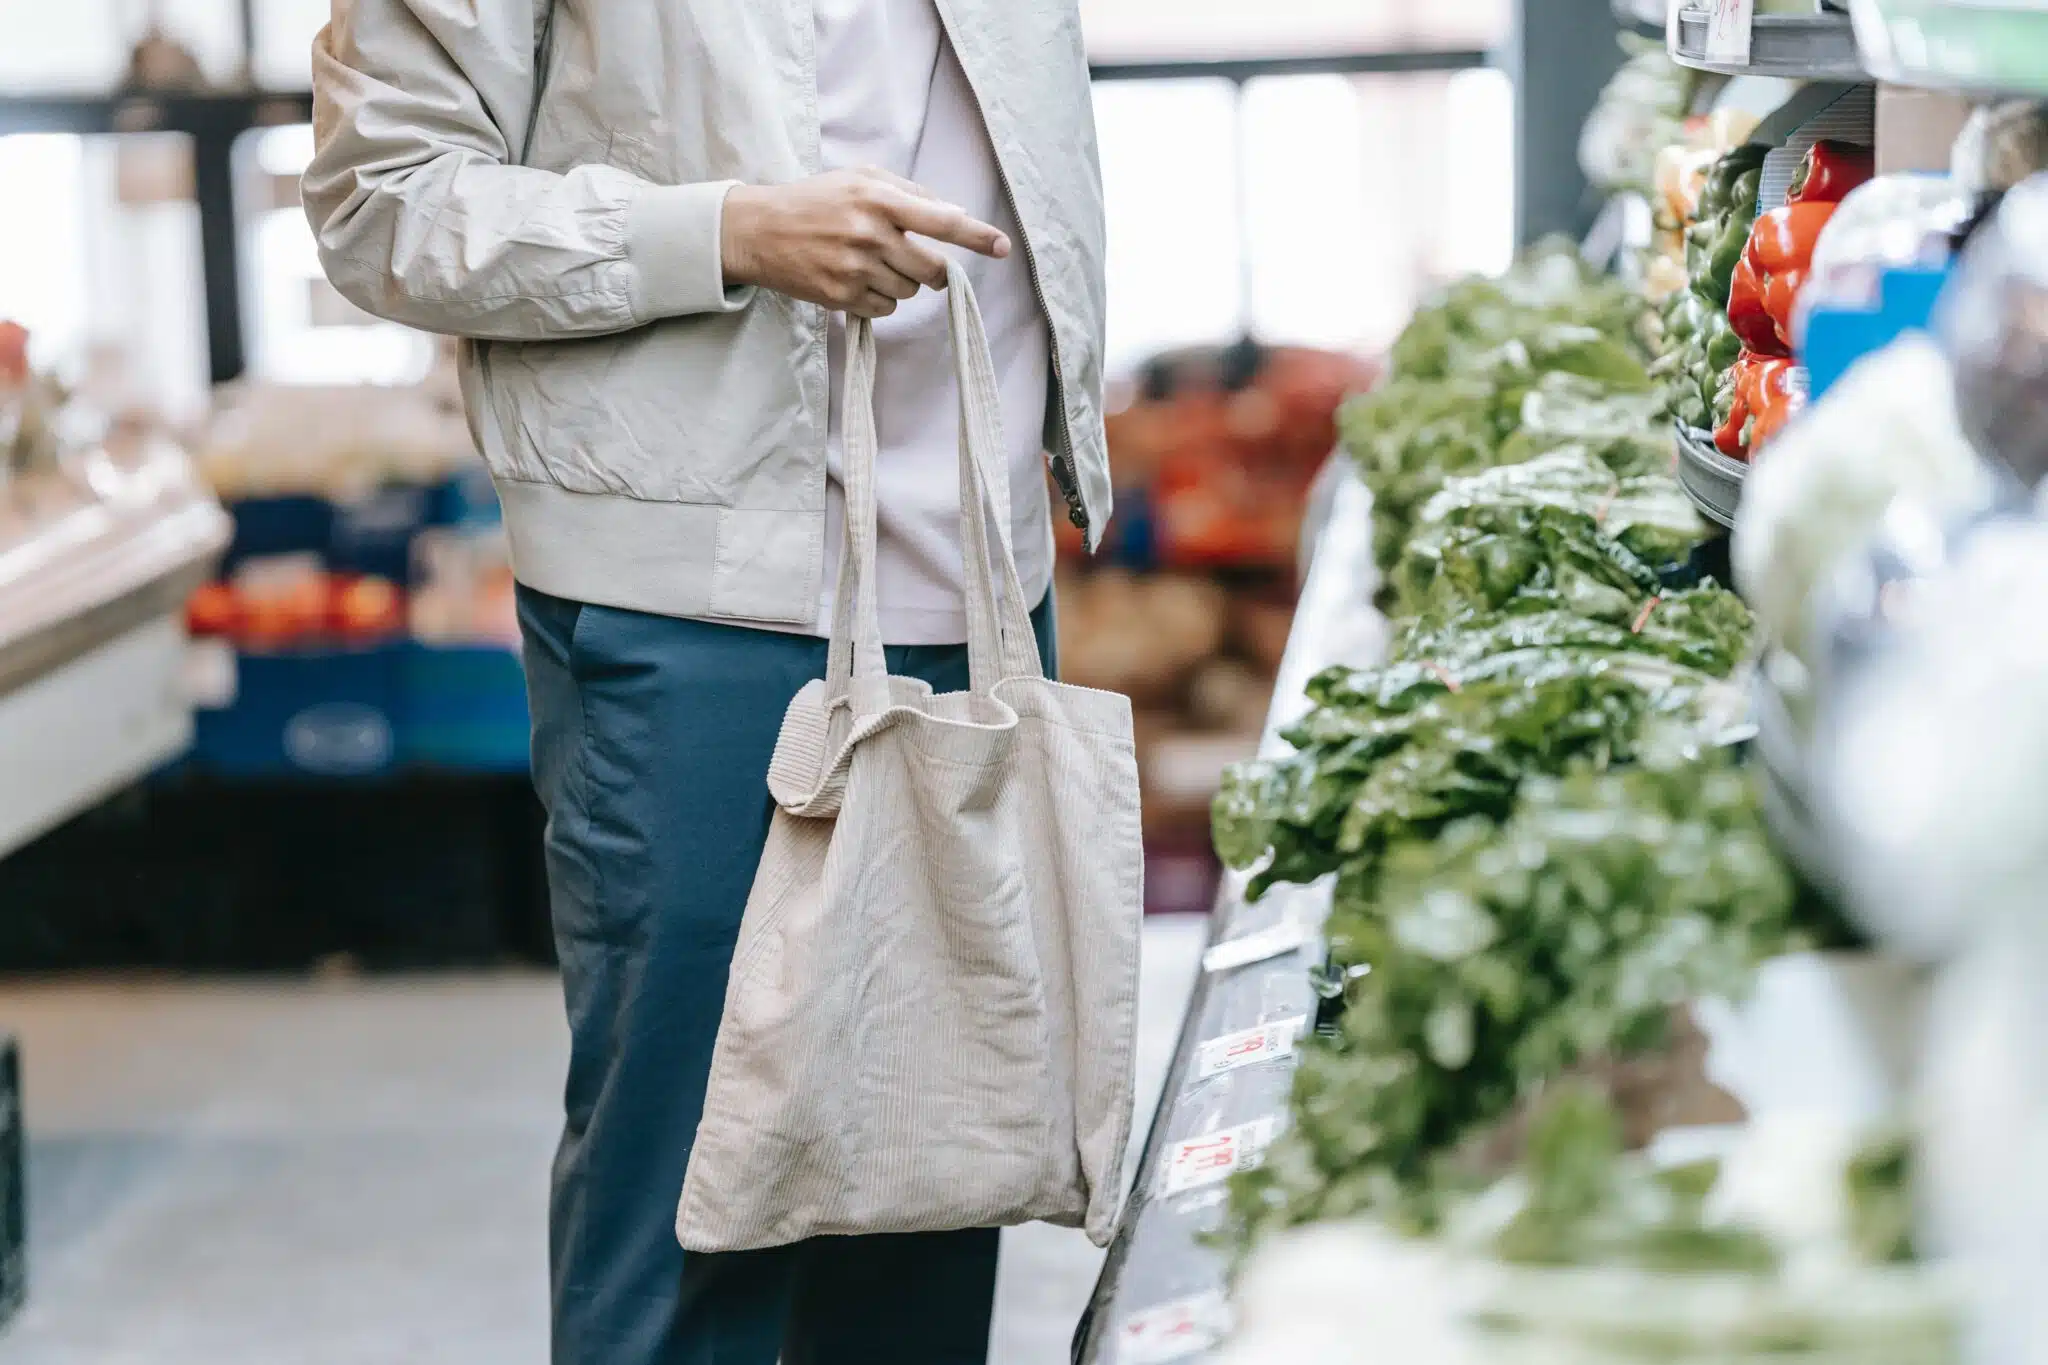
[
  {"left": 1668, "top": 8, "right": 1868, "bottom": 80},
  {"left": 1674, "top": 421, "right": 1745, "bottom": 529},
  {"left": 1849, "top": 0, "right": 2048, "bottom": 95},
  {"left": 1750, "top": 663, "right": 1843, "bottom": 903},
  {"left": 0, "top": 478, "right": 230, "bottom": 858},
  {"left": 1074, "top": 468, "right": 1385, "bottom": 1365}
]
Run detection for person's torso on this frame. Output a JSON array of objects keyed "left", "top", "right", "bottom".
[
  {"left": 464, "top": 0, "right": 1107, "bottom": 630},
  {"left": 809, "top": 0, "right": 1053, "bottom": 644}
]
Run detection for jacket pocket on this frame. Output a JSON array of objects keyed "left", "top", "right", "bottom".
[{"left": 459, "top": 337, "right": 551, "bottom": 486}]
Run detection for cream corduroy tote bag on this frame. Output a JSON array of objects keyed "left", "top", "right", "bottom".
[{"left": 675, "top": 263, "right": 1143, "bottom": 1253}]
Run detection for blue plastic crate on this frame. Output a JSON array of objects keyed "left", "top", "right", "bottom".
[
  {"left": 429, "top": 465, "right": 502, "bottom": 529},
  {"left": 223, "top": 495, "right": 333, "bottom": 576},
  {"left": 191, "top": 646, "right": 404, "bottom": 779},
  {"left": 400, "top": 643, "right": 531, "bottom": 773},
  {"left": 329, "top": 484, "right": 436, "bottom": 583}
]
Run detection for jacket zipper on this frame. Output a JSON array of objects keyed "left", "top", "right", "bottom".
[
  {"left": 476, "top": 0, "right": 563, "bottom": 437},
  {"left": 929, "top": 2, "right": 1090, "bottom": 538}
]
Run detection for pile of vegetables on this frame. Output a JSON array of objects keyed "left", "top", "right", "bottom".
[
  {"left": 1215, "top": 246, "right": 1803, "bottom": 1253},
  {"left": 1651, "top": 139, "right": 1877, "bottom": 462},
  {"left": 1715, "top": 142, "right": 1875, "bottom": 459},
  {"left": 1656, "top": 145, "right": 1766, "bottom": 432},
  {"left": 1225, "top": 751, "right": 1796, "bottom": 1244},
  {"left": 1339, "top": 242, "right": 1658, "bottom": 573}
]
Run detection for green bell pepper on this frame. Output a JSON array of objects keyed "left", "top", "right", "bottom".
[
  {"left": 1697, "top": 144, "right": 1768, "bottom": 223},
  {"left": 1700, "top": 306, "right": 1741, "bottom": 373},
  {"left": 1696, "top": 171, "right": 1761, "bottom": 306}
]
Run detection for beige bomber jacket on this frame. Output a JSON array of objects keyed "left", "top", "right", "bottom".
[{"left": 302, "top": 0, "right": 1109, "bottom": 625}]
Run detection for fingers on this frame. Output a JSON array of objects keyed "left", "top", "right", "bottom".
[
  {"left": 876, "top": 186, "right": 1010, "bottom": 259},
  {"left": 879, "top": 231, "right": 951, "bottom": 291},
  {"left": 865, "top": 260, "right": 922, "bottom": 302},
  {"left": 857, "top": 166, "right": 935, "bottom": 200},
  {"left": 850, "top": 290, "right": 900, "bottom": 320}
]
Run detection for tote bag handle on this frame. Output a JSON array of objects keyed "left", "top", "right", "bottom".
[{"left": 825, "top": 261, "right": 1044, "bottom": 713}]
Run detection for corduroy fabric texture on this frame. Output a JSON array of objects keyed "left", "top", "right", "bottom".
[{"left": 675, "top": 265, "right": 1143, "bottom": 1253}]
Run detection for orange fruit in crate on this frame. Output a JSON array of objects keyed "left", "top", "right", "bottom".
[
  {"left": 185, "top": 582, "right": 240, "bottom": 638},
  {"left": 331, "top": 575, "right": 408, "bottom": 643}
]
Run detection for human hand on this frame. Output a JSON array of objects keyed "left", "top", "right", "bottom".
[{"left": 720, "top": 167, "right": 1011, "bottom": 319}]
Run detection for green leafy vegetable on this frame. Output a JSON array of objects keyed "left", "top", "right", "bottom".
[
  {"left": 1225, "top": 753, "right": 1797, "bottom": 1245},
  {"left": 1346, "top": 247, "right": 1659, "bottom": 572},
  {"left": 1415, "top": 449, "right": 1707, "bottom": 570},
  {"left": 1394, "top": 588, "right": 1756, "bottom": 679},
  {"left": 1392, "top": 500, "right": 1663, "bottom": 622}
]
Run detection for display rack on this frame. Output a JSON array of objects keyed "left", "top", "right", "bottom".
[
  {"left": 0, "top": 455, "right": 230, "bottom": 860},
  {"left": 1674, "top": 421, "right": 1745, "bottom": 528},
  {"left": 1669, "top": 8, "right": 1867, "bottom": 80},
  {"left": 1073, "top": 469, "right": 1383, "bottom": 1365}
]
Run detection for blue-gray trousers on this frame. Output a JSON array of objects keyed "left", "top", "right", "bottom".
[{"left": 518, "top": 585, "right": 1056, "bottom": 1365}]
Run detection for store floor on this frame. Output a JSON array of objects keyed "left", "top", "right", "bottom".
[{"left": 0, "top": 914, "right": 1209, "bottom": 1365}]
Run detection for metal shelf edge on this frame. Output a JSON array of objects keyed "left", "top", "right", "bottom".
[
  {"left": 1667, "top": 10, "right": 1868, "bottom": 80},
  {"left": 1073, "top": 469, "right": 1383, "bottom": 1364}
]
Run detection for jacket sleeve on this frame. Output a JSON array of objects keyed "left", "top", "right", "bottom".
[{"left": 301, "top": 0, "right": 752, "bottom": 341}]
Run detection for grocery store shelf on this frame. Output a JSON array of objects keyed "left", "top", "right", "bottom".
[
  {"left": 1674, "top": 421, "right": 1745, "bottom": 530},
  {"left": 0, "top": 612, "right": 195, "bottom": 861},
  {"left": 1073, "top": 469, "right": 1386, "bottom": 1364},
  {"left": 0, "top": 90, "right": 313, "bottom": 138},
  {"left": 1849, "top": 0, "right": 2048, "bottom": 95},
  {"left": 0, "top": 446, "right": 231, "bottom": 856},
  {"left": 1085, "top": 49, "right": 1491, "bottom": 82},
  {"left": 1668, "top": 7, "right": 1867, "bottom": 79}
]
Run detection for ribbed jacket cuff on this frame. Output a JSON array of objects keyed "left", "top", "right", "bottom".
[{"left": 626, "top": 180, "right": 756, "bottom": 320}]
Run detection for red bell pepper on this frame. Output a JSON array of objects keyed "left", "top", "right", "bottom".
[
  {"left": 1747, "top": 361, "right": 1804, "bottom": 450},
  {"left": 1786, "top": 140, "right": 1875, "bottom": 206},
  {"left": 1726, "top": 255, "right": 1787, "bottom": 358},
  {"left": 1740, "top": 201, "right": 1837, "bottom": 355},
  {"left": 1714, "top": 352, "right": 1797, "bottom": 460}
]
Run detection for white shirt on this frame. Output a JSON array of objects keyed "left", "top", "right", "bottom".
[{"left": 811, "top": 0, "right": 1055, "bottom": 645}]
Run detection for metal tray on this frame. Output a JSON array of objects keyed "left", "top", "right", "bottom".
[
  {"left": 1675, "top": 421, "right": 1746, "bottom": 530},
  {"left": 1669, "top": 7, "right": 1867, "bottom": 79}
]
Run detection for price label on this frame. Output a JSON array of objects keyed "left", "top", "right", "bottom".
[
  {"left": 1201, "top": 918, "right": 1306, "bottom": 974},
  {"left": 1158, "top": 1116, "right": 1278, "bottom": 1198},
  {"left": 1194, "top": 1016, "right": 1306, "bottom": 1081},
  {"left": 1117, "top": 1290, "right": 1232, "bottom": 1364},
  {"left": 1703, "top": 0, "right": 1754, "bottom": 64}
]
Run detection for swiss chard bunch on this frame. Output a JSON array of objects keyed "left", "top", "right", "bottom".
[
  {"left": 1414, "top": 448, "right": 1708, "bottom": 571},
  {"left": 1348, "top": 249, "right": 1658, "bottom": 573},
  {"left": 1225, "top": 751, "right": 1798, "bottom": 1247},
  {"left": 1392, "top": 500, "right": 1665, "bottom": 623},
  {"left": 1395, "top": 588, "right": 1757, "bottom": 680},
  {"left": 1213, "top": 648, "right": 1733, "bottom": 899}
]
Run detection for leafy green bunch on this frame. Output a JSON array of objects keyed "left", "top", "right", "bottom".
[
  {"left": 1412, "top": 448, "right": 1706, "bottom": 571},
  {"left": 1346, "top": 247, "right": 1659, "bottom": 571},
  {"left": 1213, "top": 645, "right": 1737, "bottom": 901},
  {"left": 1226, "top": 752, "right": 1797, "bottom": 1246}
]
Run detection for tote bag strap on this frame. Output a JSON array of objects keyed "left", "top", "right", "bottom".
[
  {"left": 824, "top": 261, "right": 1044, "bottom": 710},
  {"left": 824, "top": 320, "right": 892, "bottom": 718},
  {"left": 945, "top": 263, "right": 1045, "bottom": 693}
]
